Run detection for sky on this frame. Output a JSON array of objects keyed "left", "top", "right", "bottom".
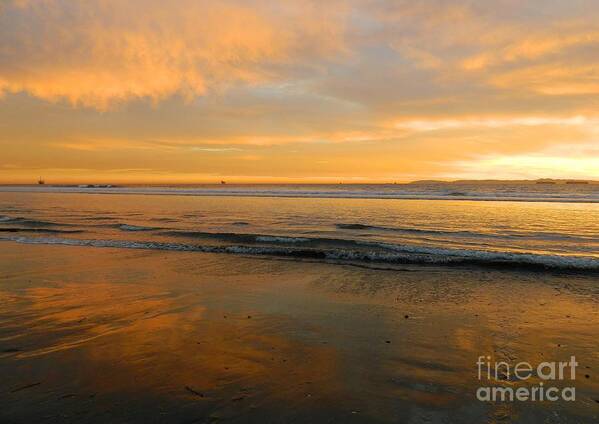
[{"left": 1, "top": 0, "right": 598, "bottom": 183}]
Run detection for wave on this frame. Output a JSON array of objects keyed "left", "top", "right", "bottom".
[
  {"left": 2, "top": 235, "right": 598, "bottom": 272},
  {"left": 500, "top": 230, "right": 599, "bottom": 242},
  {"left": 0, "top": 215, "right": 61, "bottom": 227},
  {"left": 116, "top": 224, "right": 157, "bottom": 232},
  {"left": 164, "top": 230, "right": 261, "bottom": 243},
  {"left": 336, "top": 223, "right": 599, "bottom": 242},
  {"left": 163, "top": 230, "right": 351, "bottom": 247},
  {"left": 336, "top": 223, "right": 480, "bottom": 237},
  {"left": 150, "top": 217, "right": 180, "bottom": 223},
  {"left": 1, "top": 186, "right": 598, "bottom": 203},
  {"left": 255, "top": 235, "right": 310, "bottom": 243},
  {"left": 0, "top": 228, "right": 83, "bottom": 234},
  {"left": 95, "top": 223, "right": 158, "bottom": 231},
  {"left": 162, "top": 229, "right": 599, "bottom": 256},
  {"left": 81, "top": 216, "right": 116, "bottom": 221}
]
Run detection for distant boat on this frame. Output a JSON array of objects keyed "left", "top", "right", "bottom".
[
  {"left": 221, "top": 180, "right": 226, "bottom": 185},
  {"left": 37, "top": 177, "right": 45, "bottom": 185}
]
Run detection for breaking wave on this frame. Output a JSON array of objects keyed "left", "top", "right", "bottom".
[
  {"left": 162, "top": 230, "right": 354, "bottom": 247},
  {"left": 116, "top": 224, "right": 157, "bottom": 232},
  {"left": 2, "top": 235, "right": 597, "bottom": 272}
]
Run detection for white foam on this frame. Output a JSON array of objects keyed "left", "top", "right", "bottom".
[
  {"left": 2, "top": 235, "right": 598, "bottom": 271},
  {"left": 256, "top": 236, "right": 310, "bottom": 243},
  {"left": 118, "top": 224, "right": 155, "bottom": 231}
]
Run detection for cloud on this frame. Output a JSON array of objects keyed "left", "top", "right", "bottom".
[
  {"left": 488, "top": 64, "right": 599, "bottom": 96},
  {"left": 461, "top": 28, "right": 599, "bottom": 71},
  {"left": 189, "top": 147, "right": 243, "bottom": 153},
  {"left": 1, "top": 0, "right": 599, "bottom": 181},
  {"left": 0, "top": 0, "right": 347, "bottom": 109},
  {"left": 395, "top": 116, "right": 594, "bottom": 132}
]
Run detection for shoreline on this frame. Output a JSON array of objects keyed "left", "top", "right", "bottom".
[
  {"left": 1, "top": 243, "right": 598, "bottom": 422},
  {"left": 2, "top": 236, "right": 598, "bottom": 274}
]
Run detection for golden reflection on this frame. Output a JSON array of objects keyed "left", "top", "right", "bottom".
[{"left": 1, "top": 242, "right": 598, "bottom": 421}]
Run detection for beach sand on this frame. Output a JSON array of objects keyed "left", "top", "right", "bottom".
[{"left": 1, "top": 242, "right": 598, "bottom": 423}]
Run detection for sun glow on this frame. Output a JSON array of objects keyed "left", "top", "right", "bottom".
[{"left": 1, "top": 0, "right": 598, "bottom": 183}]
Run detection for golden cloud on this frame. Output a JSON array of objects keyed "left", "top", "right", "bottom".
[
  {"left": 0, "top": 0, "right": 346, "bottom": 109},
  {"left": 1, "top": 0, "right": 599, "bottom": 182},
  {"left": 462, "top": 28, "right": 599, "bottom": 71},
  {"left": 489, "top": 64, "right": 599, "bottom": 95},
  {"left": 394, "top": 116, "right": 594, "bottom": 132}
]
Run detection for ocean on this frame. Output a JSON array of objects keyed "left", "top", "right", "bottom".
[
  {"left": 1, "top": 184, "right": 599, "bottom": 422},
  {"left": 1, "top": 183, "right": 598, "bottom": 272}
]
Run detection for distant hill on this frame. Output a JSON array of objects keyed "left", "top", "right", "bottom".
[{"left": 409, "top": 179, "right": 598, "bottom": 185}]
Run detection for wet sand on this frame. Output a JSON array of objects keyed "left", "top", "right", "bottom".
[{"left": 1, "top": 243, "right": 598, "bottom": 423}]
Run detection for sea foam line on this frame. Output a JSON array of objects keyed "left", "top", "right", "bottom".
[{"left": 1, "top": 235, "right": 598, "bottom": 272}]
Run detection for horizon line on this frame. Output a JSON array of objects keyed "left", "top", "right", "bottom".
[{"left": 1, "top": 178, "right": 598, "bottom": 186}]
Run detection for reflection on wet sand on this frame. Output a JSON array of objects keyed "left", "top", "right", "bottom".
[{"left": 1, "top": 243, "right": 598, "bottom": 423}]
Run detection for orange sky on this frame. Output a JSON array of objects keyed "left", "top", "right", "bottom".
[{"left": 1, "top": 0, "right": 598, "bottom": 183}]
